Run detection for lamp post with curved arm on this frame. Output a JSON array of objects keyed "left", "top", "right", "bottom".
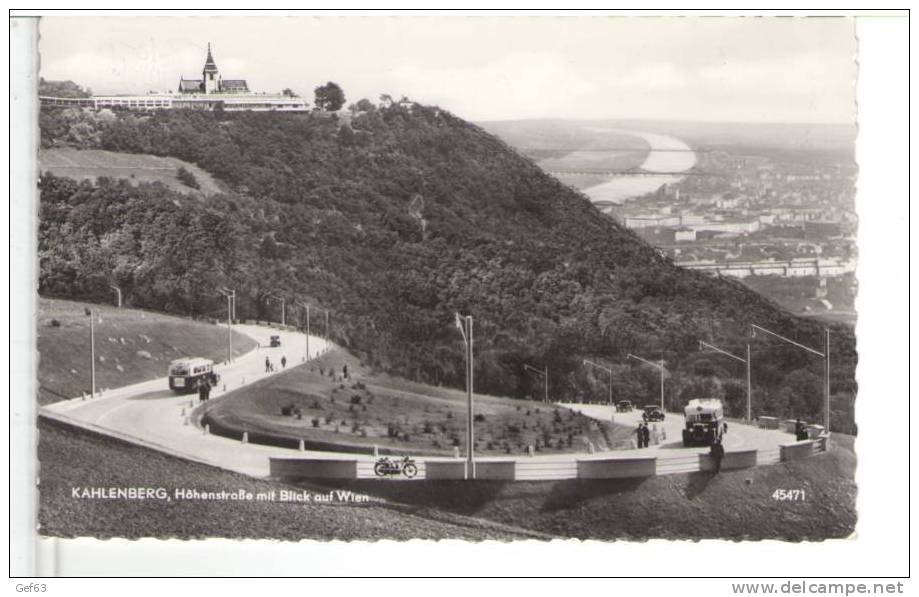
[
  {"left": 295, "top": 301, "right": 310, "bottom": 360},
  {"left": 218, "top": 287, "right": 235, "bottom": 363},
  {"left": 583, "top": 359, "right": 613, "bottom": 406},
  {"left": 699, "top": 340, "right": 752, "bottom": 421},
  {"left": 752, "top": 324, "right": 830, "bottom": 432},
  {"left": 265, "top": 293, "right": 286, "bottom": 326},
  {"left": 627, "top": 353, "right": 665, "bottom": 411},
  {"left": 454, "top": 313, "right": 475, "bottom": 479},
  {"left": 523, "top": 363, "right": 548, "bottom": 404}
]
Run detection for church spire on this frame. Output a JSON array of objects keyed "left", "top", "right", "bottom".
[{"left": 203, "top": 42, "right": 219, "bottom": 73}]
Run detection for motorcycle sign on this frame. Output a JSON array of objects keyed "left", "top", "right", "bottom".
[{"left": 373, "top": 456, "right": 418, "bottom": 478}]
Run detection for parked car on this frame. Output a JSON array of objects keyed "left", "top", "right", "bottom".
[
  {"left": 642, "top": 405, "right": 665, "bottom": 422},
  {"left": 269, "top": 335, "right": 281, "bottom": 347},
  {"left": 616, "top": 400, "right": 634, "bottom": 412}
]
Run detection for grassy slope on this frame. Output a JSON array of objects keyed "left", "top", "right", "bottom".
[
  {"left": 201, "top": 348, "right": 634, "bottom": 456},
  {"left": 308, "top": 437, "right": 856, "bottom": 541},
  {"left": 39, "top": 147, "right": 223, "bottom": 196},
  {"left": 37, "top": 298, "right": 256, "bottom": 404},
  {"left": 37, "top": 417, "right": 542, "bottom": 541}
]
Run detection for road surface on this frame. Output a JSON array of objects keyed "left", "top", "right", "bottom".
[{"left": 42, "top": 324, "right": 799, "bottom": 480}]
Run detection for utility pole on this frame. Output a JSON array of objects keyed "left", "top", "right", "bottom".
[
  {"left": 523, "top": 363, "right": 548, "bottom": 403},
  {"left": 627, "top": 353, "right": 666, "bottom": 411},
  {"left": 752, "top": 324, "right": 831, "bottom": 432},
  {"left": 455, "top": 313, "right": 475, "bottom": 480},
  {"left": 583, "top": 359, "right": 613, "bottom": 406},
  {"left": 699, "top": 340, "right": 752, "bottom": 422}
]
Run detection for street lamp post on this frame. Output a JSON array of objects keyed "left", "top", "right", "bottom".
[
  {"left": 751, "top": 324, "right": 831, "bottom": 432},
  {"left": 523, "top": 363, "right": 548, "bottom": 403},
  {"left": 109, "top": 285, "right": 122, "bottom": 308},
  {"left": 627, "top": 353, "right": 665, "bottom": 411},
  {"left": 454, "top": 313, "right": 475, "bottom": 479},
  {"left": 699, "top": 340, "right": 752, "bottom": 421},
  {"left": 583, "top": 359, "right": 613, "bottom": 406},
  {"left": 219, "top": 288, "right": 235, "bottom": 363},
  {"left": 85, "top": 308, "right": 96, "bottom": 397},
  {"left": 296, "top": 301, "right": 310, "bottom": 360},
  {"left": 266, "top": 294, "right": 286, "bottom": 326}
]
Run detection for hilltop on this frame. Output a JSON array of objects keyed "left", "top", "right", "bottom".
[{"left": 38, "top": 101, "right": 856, "bottom": 431}]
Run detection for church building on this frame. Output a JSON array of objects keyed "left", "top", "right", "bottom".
[{"left": 178, "top": 44, "right": 250, "bottom": 95}]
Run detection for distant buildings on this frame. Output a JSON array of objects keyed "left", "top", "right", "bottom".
[{"left": 40, "top": 44, "right": 309, "bottom": 113}]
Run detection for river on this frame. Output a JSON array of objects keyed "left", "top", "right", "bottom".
[{"left": 581, "top": 129, "right": 697, "bottom": 204}]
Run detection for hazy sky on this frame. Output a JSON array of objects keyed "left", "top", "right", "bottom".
[{"left": 38, "top": 16, "right": 857, "bottom": 123}]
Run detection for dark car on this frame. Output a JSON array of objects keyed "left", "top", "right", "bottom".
[
  {"left": 616, "top": 400, "right": 634, "bottom": 413},
  {"left": 269, "top": 335, "right": 281, "bottom": 347},
  {"left": 642, "top": 405, "right": 665, "bottom": 422}
]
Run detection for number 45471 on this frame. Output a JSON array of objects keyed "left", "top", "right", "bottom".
[{"left": 772, "top": 489, "right": 806, "bottom": 501}]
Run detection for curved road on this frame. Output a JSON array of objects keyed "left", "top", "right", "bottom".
[{"left": 42, "top": 324, "right": 798, "bottom": 479}]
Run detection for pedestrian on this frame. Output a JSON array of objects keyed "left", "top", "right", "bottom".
[
  {"left": 197, "top": 379, "right": 207, "bottom": 403},
  {"left": 201, "top": 377, "right": 212, "bottom": 402},
  {"left": 343, "top": 364, "right": 349, "bottom": 379},
  {"left": 710, "top": 438, "right": 725, "bottom": 474},
  {"left": 635, "top": 423, "right": 645, "bottom": 449},
  {"left": 265, "top": 356, "right": 270, "bottom": 373},
  {"left": 723, "top": 421, "right": 728, "bottom": 435},
  {"left": 641, "top": 423, "right": 651, "bottom": 449},
  {"left": 795, "top": 418, "right": 807, "bottom": 441},
  {"left": 281, "top": 355, "right": 287, "bottom": 369}
]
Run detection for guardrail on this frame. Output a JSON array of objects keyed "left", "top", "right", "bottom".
[{"left": 269, "top": 435, "right": 831, "bottom": 482}]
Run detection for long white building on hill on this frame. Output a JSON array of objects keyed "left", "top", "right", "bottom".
[{"left": 40, "top": 44, "right": 309, "bottom": 113}]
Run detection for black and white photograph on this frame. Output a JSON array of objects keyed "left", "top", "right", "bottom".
[{"left": 7, "top": 9, "right": 912, "bottom": 580}]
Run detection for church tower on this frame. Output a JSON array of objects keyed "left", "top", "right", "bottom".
[{"left": 202, "top": 43, "right": 221, "bottom": 94}]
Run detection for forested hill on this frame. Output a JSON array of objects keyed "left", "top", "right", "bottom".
[{"left": 38, "top": 102, "right": 857, "bottom": 432}]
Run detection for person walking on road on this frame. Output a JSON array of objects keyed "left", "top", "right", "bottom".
[
  {"left": 265, "top": 357, "right": 271, "bottom": 373},
  {"left": 710, "top": 438, "right": 725, "bottom": 474},
  {"left": 197, "top": 378, "right": 207, "bottom": 403},
  {"left": 281, "top": 355, "right": 287, "bottom": 369},
  {"left": 201, "top": 377, "right": 212, "bottom": 402},
  {"left": 635, "top": 423, "right": 645, "bottom": 449},
  {"left": 641, "top": 423, "right": 651, "bottom": 449}
]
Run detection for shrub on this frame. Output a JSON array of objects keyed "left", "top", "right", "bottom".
[
  {"left": 506, "top": 424, "right": 521, "bottom": 434},
  {"left": 351, "top": 422, "right": 361, "bottom": 433},
  {"left": 325, "top": 415, "right": 334, "bottom": 424},
  {"left": 311, "top": 400, "right": 321, "bottom": 409},
  {"left": 350, "top": 394, "right": 362, "bottom": 405},
  {"left": 446, "top": 411, "right": 453, "bottom": 419},
  {"left": 176, "top": 166, "right": 200, "bottom": 190},
  {"left": 311, "top": 418, "right": 320, "bottom": 428},
  {"left": 474, "top": 413, "right": 485, "bottom": 423},
  {"left": 423, "top": 421, "right": 433, "bottom": 434},
  {"left": 49, "top": 319, "right": 61, "bottom": 327},
  {"left": 451, "top": 436, "right": 461, "bottom": 447},
  {"left": 281, "top": 404, "right": 294, "bottom": 416}
]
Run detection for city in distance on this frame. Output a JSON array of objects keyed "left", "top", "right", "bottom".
[{"left": 481, "top": 118, "right": 857, "bottom": 324}]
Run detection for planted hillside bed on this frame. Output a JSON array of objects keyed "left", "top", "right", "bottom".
[{"left": 199, "top": 348, "right": 633, "bottom": 456}]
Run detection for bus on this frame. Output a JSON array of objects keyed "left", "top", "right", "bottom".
[
  {"left": 168, "top": 358, "right": 219, "bottom": 394},
  {"left": 682, "top": 398, "right": 724, "bottom": 447}
]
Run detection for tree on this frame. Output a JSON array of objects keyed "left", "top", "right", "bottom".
[
  {"left": 176, "top": 166, "right": 200, "bottom": 190},
  {"left": 281, "top": 88, "right": 299, "bottom": 97},
  {"left": 314, "top": 82, "right": 346, "bottom": 112}
]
